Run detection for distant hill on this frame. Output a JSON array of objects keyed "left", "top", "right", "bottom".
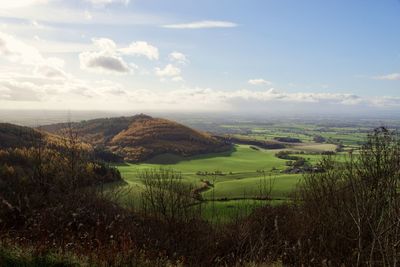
[{"left": 41, "top": 114, "right": 231, "bottom": 162}]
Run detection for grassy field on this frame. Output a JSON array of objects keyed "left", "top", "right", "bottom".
[
  {"left": 199, "top": 199, "right": 290, "bottom": 223},
  {"left": 112, "top": 122, "right": 366, "bottom": 222},
  {"left": 113, "top": 144, "right": 319, "bottom": 221},
  {"left": 221, "top": 122, "right": 367, "bottom": 148},
  {"left": 203, "top": 174, "right": 302, "bottom": 200},
  {"left": 116, "top": 145, "right": 297, "bottom": 195}
]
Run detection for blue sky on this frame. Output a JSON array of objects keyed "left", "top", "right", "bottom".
[{"left": 0, "top": 0, "right": 399, "bottom": 114}]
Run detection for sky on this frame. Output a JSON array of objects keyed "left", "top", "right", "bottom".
[{"left": 0, "top": 0, "right": 400, "bottom": 115}]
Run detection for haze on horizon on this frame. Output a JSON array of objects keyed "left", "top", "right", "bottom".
[{"left": 0, "top": 0, "right": 400, "bottom": 115}]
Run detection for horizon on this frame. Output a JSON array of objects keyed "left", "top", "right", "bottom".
[
  {"left": 1, "top": 0, "right": 400, "bottom": 114},
  {"left": 2, "top": 109, "right": 400, "bottom": 128}
]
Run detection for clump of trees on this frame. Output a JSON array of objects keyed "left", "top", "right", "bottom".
[
  {"left": 274, "top": 137, "right": 302, "bottom": 143},
  {"left": 93, "top": 146, "right": 124, "bottom": 163},
  {"left": 275, "top": 150, "right": 301, "bottom": 160},
  {"left": 196, "top": 170, "right": 225, "bottom": 176},
  {"left": 313, "top": 134, "right": 326, "bottom": 143},
  {"left": 0, "top": 129, "right": 121, "bottom": 228}
]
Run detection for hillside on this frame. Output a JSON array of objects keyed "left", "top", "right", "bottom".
[
  {"left": 0, "top": 122, "right": 93, "bottom": 153},
  {"left": 0, "top": 123, "right": 43, "bottom": 149},
  {"left": 41, "top": 114, "right": 231, "bottom": 162},
  {"left": 40, "top": 116, "right": 134, "bottom": 145}
]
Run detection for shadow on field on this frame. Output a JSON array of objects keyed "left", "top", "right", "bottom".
[
  {"left": 145, "top": 146, "right": 238, "bottom": 165},
  {"left": 113, "top": 162, "right": 130, "bottom": 166},
  {"left": 100, "top": 179, "right": 129, "bottom": 189}
]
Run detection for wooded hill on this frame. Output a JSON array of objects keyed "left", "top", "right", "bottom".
[
  {"left": 0, "top": 123, "right": 43, "bottom": 149},
  {"left": 41, "top": 114, "right": 231, "bottom": 162}
]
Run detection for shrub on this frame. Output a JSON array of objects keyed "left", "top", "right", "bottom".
[
  {"left": 139, "top": 169, "right": 200, "bottom": 223},
  {"left": 298, "top": 127, "right": 400, "bottom": 265}
]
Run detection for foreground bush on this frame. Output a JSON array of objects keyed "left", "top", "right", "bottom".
[{"left": 298, "top": 127, "right": 400, "bottom": 266}]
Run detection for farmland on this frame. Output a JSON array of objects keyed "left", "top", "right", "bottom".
[
  {"left": 115, "top": 147, "right": 302, "bottom": 221},
  {"left": 113, "top": 121, "right": 366, "bottom": 221},
  {"left": 117, "top": 145, "right": 303, "bottom": 198}
]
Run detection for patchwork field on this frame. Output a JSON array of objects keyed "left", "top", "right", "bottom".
[
  {"left": 110, "top": 145, "right": 302, "bottom": 222},
  {"left": 114, "top": 144, "right": 326, "bottom": 221},
  {"left": 112, "top": 121, "right": 370, "bottom": 222},
  {"left": 117, "top": 145, "right": 301, "bottom": 194}
]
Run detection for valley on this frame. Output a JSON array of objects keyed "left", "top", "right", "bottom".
[
  {"left": 0, "top": 114, "right": 373, "bottom": 223},
  {"left": 1, "top": 112, "right": 397, "bottom": 265},
  {"left": 100, "top": 116, "right": 368, "bottom": 222}
]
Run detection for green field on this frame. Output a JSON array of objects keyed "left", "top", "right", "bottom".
[
  {"left": 112, "top": 122, "right": 366, "bottom": 222},
  {"left": 113, "top": 144, "right": 318, "bottom": 221},
  {"left": 117, "top": 145, "right": 301, "bottom": 197},
  {"left": 109, "top": 145, "right": 302, "bottom": 222},
  {"left": 220, "top": 122, "right": 367, "bottom": 149},
  {"left": 203, "top": 174, "right": 302, "bottom": 200}
]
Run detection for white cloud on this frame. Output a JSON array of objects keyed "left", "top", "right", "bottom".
[
  {"left": 79, "top": 38, "right": 160, "bottom": 73},
  {"left": 155, "top": 64, "right": 183, "bottom": 81},
  {"left": 79, "top": 38, "right": 133, "bottom": 73},
  {"left": 79, "top": 51, "right": 130, "bottom": 73},
  {"left": 1, "top": 71, "right": 400, "bottom": 113},
  {"left": 0, "top": 31, "right": 70, "bottom": 80},
  {"left": 0, "top": 79, "right": 42, "bottom": 101},
  {"left": 1, "top": 0, "right": 47, "bottom": 9},
  {"left": 155, "top": 64, "right": 181, "bottom": 77},
  {"left": 119, "top": 41, "right": 159, "bottom": 60},
  {"left": 34, "top": 64, "right": 67, "bottom": 79},
  {"left": 169, "top": 51, "right": 188, "bottom": 64},
  {"left": 84, "top": 0, "right": 130, "bottom": 7},
  {"left": 0, "top": 31, "right": 43, "bottom": 65},
  {"left": 163, "top": 20, "right": 237, "bottom": 29},
  {"left": 248, "top": 79, "right": 272, "bottom": 86},
  {"left": 227, "top": 88, "right": 363, "bottom": 105},
  {"left": 93, "top": 38, "right": 117, "bottom": 53},
  {"left": 374, "top": 73, "right": 400, "bottom": 81}
]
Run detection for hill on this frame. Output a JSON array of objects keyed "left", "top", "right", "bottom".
[
  {"left": 0, "top": 123, "right": 43, "bottom": 149},
  {"left": 41, "top": 114, "right": 231, "bottom": 162},
  {"left": 0, "top": 122, "right": 94, "bottom": 154}
]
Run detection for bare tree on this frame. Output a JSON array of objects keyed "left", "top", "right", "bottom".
[
  {"left": 139, "top": 168, "right": 200, "bottom": 223},
  {"left": 299, "top": 127, "right": 400, "bottom": 266}
]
